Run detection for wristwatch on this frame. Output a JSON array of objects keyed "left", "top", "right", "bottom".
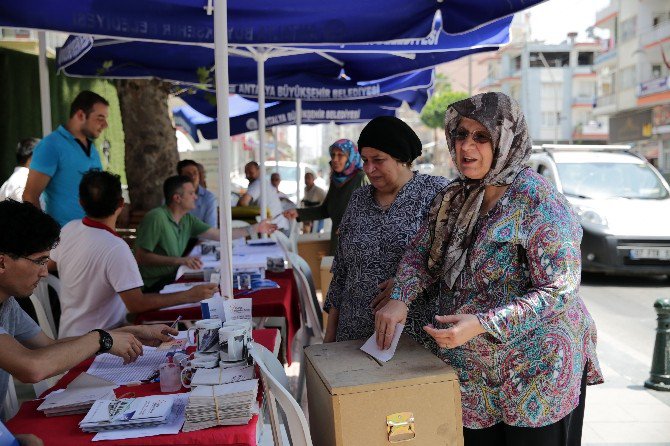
[{"left": 90, "top": 329, "right": 113, "bottom": 354}]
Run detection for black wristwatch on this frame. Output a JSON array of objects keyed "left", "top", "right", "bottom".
[{"left": 90, "top": 329, "right": 113, "bottom": 354}]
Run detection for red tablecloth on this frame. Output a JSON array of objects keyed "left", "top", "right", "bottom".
[
  {"left": 6, "top": 329, "right": 279, "bottom": 446},
  {"left": 135, "top": 270, "right": 300, "bottom": 364}
]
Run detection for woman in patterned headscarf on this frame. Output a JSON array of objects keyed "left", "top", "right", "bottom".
[
  {"left": 376, "top": 93, "right": 603, "bottom": 445},
  {"left": 284, "top": 139, "right": 367, "bottom": 255}
]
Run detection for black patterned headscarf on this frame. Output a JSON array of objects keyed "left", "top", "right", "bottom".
[{"left": 427, "top": 92, "right": 532, "bottom": 287}]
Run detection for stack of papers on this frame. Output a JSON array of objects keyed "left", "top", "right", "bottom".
[
  {"left": 86, "top": 349, "right": 168, "bottom": 385},
  {"left": 190, "top": 364, "right": 255, "bottom": 386},
  {"left": 182, "top": 380, "right": 259, "bottom": 432},
  {"left": 80, "top": 395, "right": 174, "bottom": 432},
  {"left": 37, "top": 373, "right": 117, "bottom": 417},
  {"left": 92, "top": 394, "right": 189, "bottom": 442}
]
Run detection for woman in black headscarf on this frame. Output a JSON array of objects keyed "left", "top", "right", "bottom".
[
  {"left": 376, "top": 93, "right": 602, "bottom": 445},
  {"left": 324, "top": 116, "right": 449, "bottom": 344}
]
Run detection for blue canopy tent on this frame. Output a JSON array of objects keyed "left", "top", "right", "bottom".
[
  {"left": 0, "top": 0, "right": 543, "bottom": 44},
  {"left": 0, "top": 0, "right": 544, "bottom": 297}
]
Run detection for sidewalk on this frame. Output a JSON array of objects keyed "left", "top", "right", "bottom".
[{"left": 583, "top": 362, "right": 670, "bottom": 445}]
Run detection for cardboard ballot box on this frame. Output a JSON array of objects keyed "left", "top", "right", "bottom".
[{"left": 305, "top": 335, "right": 463, "bottom": 446}]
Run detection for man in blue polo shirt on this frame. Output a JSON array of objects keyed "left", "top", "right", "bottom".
[{"left": 23, "top": 91, "right": 108, "bottom": 226}]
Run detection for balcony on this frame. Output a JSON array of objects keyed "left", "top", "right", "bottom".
[
  {"left": 595, "top": 2, "right": 618, "bottom": 26},
  {"left": 573, "top": 120, "right": 609, "bottom": 140},
  {"left": 573, "top": 95, "right": 595, "bottom": 106},
  {"left": 639, "top": 21, "right": 670, "bottom": 48},
  {"left": 637, "top": 76, "right": 670, "bottom": 97},
  {"left": 595, "top": 94, "right": 616, "bottom": 107},
  {"left": 594, "top": 48, "right": 617, "bottom": 66}
]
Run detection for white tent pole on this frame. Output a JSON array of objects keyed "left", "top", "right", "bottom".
[
  {"left": 38, "top": 31, "right": 52, "bottom": 135},
  {"left": 213, "top": 0, "right": 233, "bottom": 298},
  {"left": 256, "top": 53, "right": 268, "bottom": 229},
  {"left": 295, "top": 98, "right": 302, "bottom": 204}
]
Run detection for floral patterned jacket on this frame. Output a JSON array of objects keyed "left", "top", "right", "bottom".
[{"left": 391, "top": 168, "right": 603, "bottom": 428}]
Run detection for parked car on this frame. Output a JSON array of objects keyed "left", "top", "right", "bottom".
[{"left": 528, "top": 144, "right": 670, "bottom": 276}]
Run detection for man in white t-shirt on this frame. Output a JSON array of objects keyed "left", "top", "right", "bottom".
[
  {"left": 0, "top": 138, "right": 39, "bottom": 202},
  {"left": 237, "top": 162, "right": 289, "bottom": 233},
  {"left": 0, "top": 200, "right": 177, "bottom": 419},
  {"left": 51, "top": 170, "right": 218, "bottom": 337}
]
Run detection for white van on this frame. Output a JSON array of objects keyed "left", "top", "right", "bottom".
[{"left": 528, "top": 144, "right": 670, "bottom": 275}]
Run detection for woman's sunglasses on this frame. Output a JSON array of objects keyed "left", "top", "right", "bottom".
[{"left": 452, "top": 128, "right": 492, "bottom": 144}]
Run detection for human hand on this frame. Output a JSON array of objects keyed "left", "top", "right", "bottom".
[
  {"left": 374, "top": 299, "right": 408, "bottom": 350},
  {"left": 108, "top": 331, "right": 144, "bottom": 364},
  {"left": 130, "top": 324, "right": 179, "bottom": 347},
  {"left": 187, "top": 283, "right": 218, "bottom": 301},
  {"left": 15, "top": 434, "right": 44, "bottom": 446},
  {"left": 181, "top": 256, "right": 203, "bottom": 270},
  {"left": 370, "top": 278, "right": 394, "bottom": 313},
  {"left": 283, "top": 209, "right": 298, "bottom": 219},
  {"left": 257, "top": 220, "right": 278, "bottom": 234},
  {"left": 423, "top": 314, "right": 485, "bottom": 349}
]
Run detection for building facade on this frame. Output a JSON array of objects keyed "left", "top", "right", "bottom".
[
  {"left": 593, "top": 0, "right": 670, "bottom": 171},
  {"left": 479, "top": 30, "right": 605, "bottom": 145}
]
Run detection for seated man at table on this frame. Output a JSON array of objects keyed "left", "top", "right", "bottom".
[
  {"left": 0, "top": 200, "right": 177, "bottom": 420},
  {"left": 136, "top": 175, "right": 277, "bottom": 292},
  {"left": 50, "top": 170, "right": 219, "bottom": 337},
  {"left": 237, "top": 162, "right": 290, "bottom": 235},
  {"left": 177, "top": 159, "right": 217, "bottom": 227}
]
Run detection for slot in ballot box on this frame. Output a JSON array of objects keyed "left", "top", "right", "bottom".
[{"left": 305, "top": 335, "right": 463, "bottom": 446}]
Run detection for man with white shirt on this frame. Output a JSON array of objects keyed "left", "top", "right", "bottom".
[
  {"left": 51, "top": 170, "right": 218, "bottom": 337},
  {"left": 238, "top": 162, "right": 290, "bottom": 234},
  {"left": 0, "top": 138, "right": 39, "bottom": 202},
  {"left": 0, "top": 200, "right": 176, "bottom": 420}
]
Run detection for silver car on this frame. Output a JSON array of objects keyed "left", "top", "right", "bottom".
[{"left": 528, "top": 145, "right": 670, "bottom": 275}]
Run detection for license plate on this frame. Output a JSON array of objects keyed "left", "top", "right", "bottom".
[{"left": 629, "top": 248, "right": 670, "bottom": 260}]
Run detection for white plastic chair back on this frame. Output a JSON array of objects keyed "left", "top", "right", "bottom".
[
  {"left": 2, "top": 378, "right": 19, "bottom": 421},
  {"left": 32, "top": 274, "right": 60, "bottom": 339},
  {"left": 231, "top": 219, "right": 251, "bottom": 229},
  {"left": 250, "top": 343, "right": 312, "bottom": 446},
  {"left": 271, "top": 231, "right": 293, "bottom": 254},
  {"left": 286, "top": 253, "right": 324, "bottom": 340},
  {"left": 27, "top": 294, "right": 62, "bottom": 396}
]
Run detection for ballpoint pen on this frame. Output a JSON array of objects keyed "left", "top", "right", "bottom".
[{"left": 169, "top": 315, "right": 183, "bottom": 330}]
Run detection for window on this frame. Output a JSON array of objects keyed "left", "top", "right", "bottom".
[
  {"left": 619, "top": 66, "right": 636, "bottom": 90},
  {"left": 578, "top": 52, "right": 594, "bottom": 66},
  {"left": 652, "top": 64, "right": 663, "bottom": 79},
  {"left": 541, "top": 112, "right": 560, "bottom": 126},
  {"left": 529, "top": 52, "right": 570, "bottom": 68},
  {"left": 513, "top": 55, "right": 521, "bottom": 71},
  {"left": 619, "top": 16, "right": 636, "bottom": 42}
]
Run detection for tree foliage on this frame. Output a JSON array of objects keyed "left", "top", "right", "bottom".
[{"left": 420, "top": 90, "right": 469, "bottom": 130}]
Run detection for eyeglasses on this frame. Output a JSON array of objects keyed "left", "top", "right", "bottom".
[
  {"left": 18, "top": 255, "right": 50, "bottom": 267},
  {"left": 452, "top": 128, "right": 492, "bottom": 144}
]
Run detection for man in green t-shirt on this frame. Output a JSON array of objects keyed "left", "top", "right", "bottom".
[{"left": 135, "top": 175, "right": 277, "bottom": 291}]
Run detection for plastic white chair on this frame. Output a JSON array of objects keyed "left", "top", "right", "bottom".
[
  {"left": 271, "top": 231, "right": 293, "bottom": 254},
  {"left": 250, "top": 343, "right": 312, "bottom": 446},
  {"left": 32, "top": 274, "right": 60, "bottom": 339},
  {"left": 27, "top": 293, "right": 63, "bottom": 397},
  {"left": 231, "top": 219, "right": 251, "bottom": 229},
  {"left": 2, "top": 378, "right": 19, "bottom": 421},
  {"left": 286, "top": 253, "right": 324, "bottom": 338}
]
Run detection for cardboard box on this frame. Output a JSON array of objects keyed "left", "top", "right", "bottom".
[
  {"left": 305, "top": 335, "right": 463, "bottom": 446},
  {"left": 297, "top": 233, "right": 331, "bottom": 290}
]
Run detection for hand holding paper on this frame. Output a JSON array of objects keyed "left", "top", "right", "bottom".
[{"left": 360, "top": 323, "right": 404, "bottom": 364}]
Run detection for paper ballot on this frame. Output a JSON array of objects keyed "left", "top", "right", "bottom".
[
  {"left": 360, "top": 324, "right": 404, "bottom": 363},
  {"left": 87, "top": 349, "right": 168, "bottom": 385},
  {"left": 80, "top": 395, "right": 174, "bottom": 432},
  {"left": 37, "top": 373, "right": 118, "bottom": 416}
]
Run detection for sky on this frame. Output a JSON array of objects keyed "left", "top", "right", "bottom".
[{"left": 525, "top": 0, "right": 611, "bottom": 43}]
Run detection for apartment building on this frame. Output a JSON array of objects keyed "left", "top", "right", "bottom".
[
  {"left": 478, "top": 24, "right": 605, "bottom": 145},
  {"left": 593, "top": 0, "right": 670, "bottom": 171}
]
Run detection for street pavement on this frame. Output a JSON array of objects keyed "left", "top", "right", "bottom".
[{"left": 580, "top": 273, "right": 670, "bottom": 445}]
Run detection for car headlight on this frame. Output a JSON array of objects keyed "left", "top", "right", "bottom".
[{"left": 573, "top": 205, "right": 608, "bottom": 227}]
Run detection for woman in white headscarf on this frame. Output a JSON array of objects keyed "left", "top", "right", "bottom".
[{"left": 376, "top": 92, "right": 603, "bottom": 445}]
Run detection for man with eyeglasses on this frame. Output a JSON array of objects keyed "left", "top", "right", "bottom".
[{"left": 0, "top": 200, "right": 177, "bottom": 421}]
